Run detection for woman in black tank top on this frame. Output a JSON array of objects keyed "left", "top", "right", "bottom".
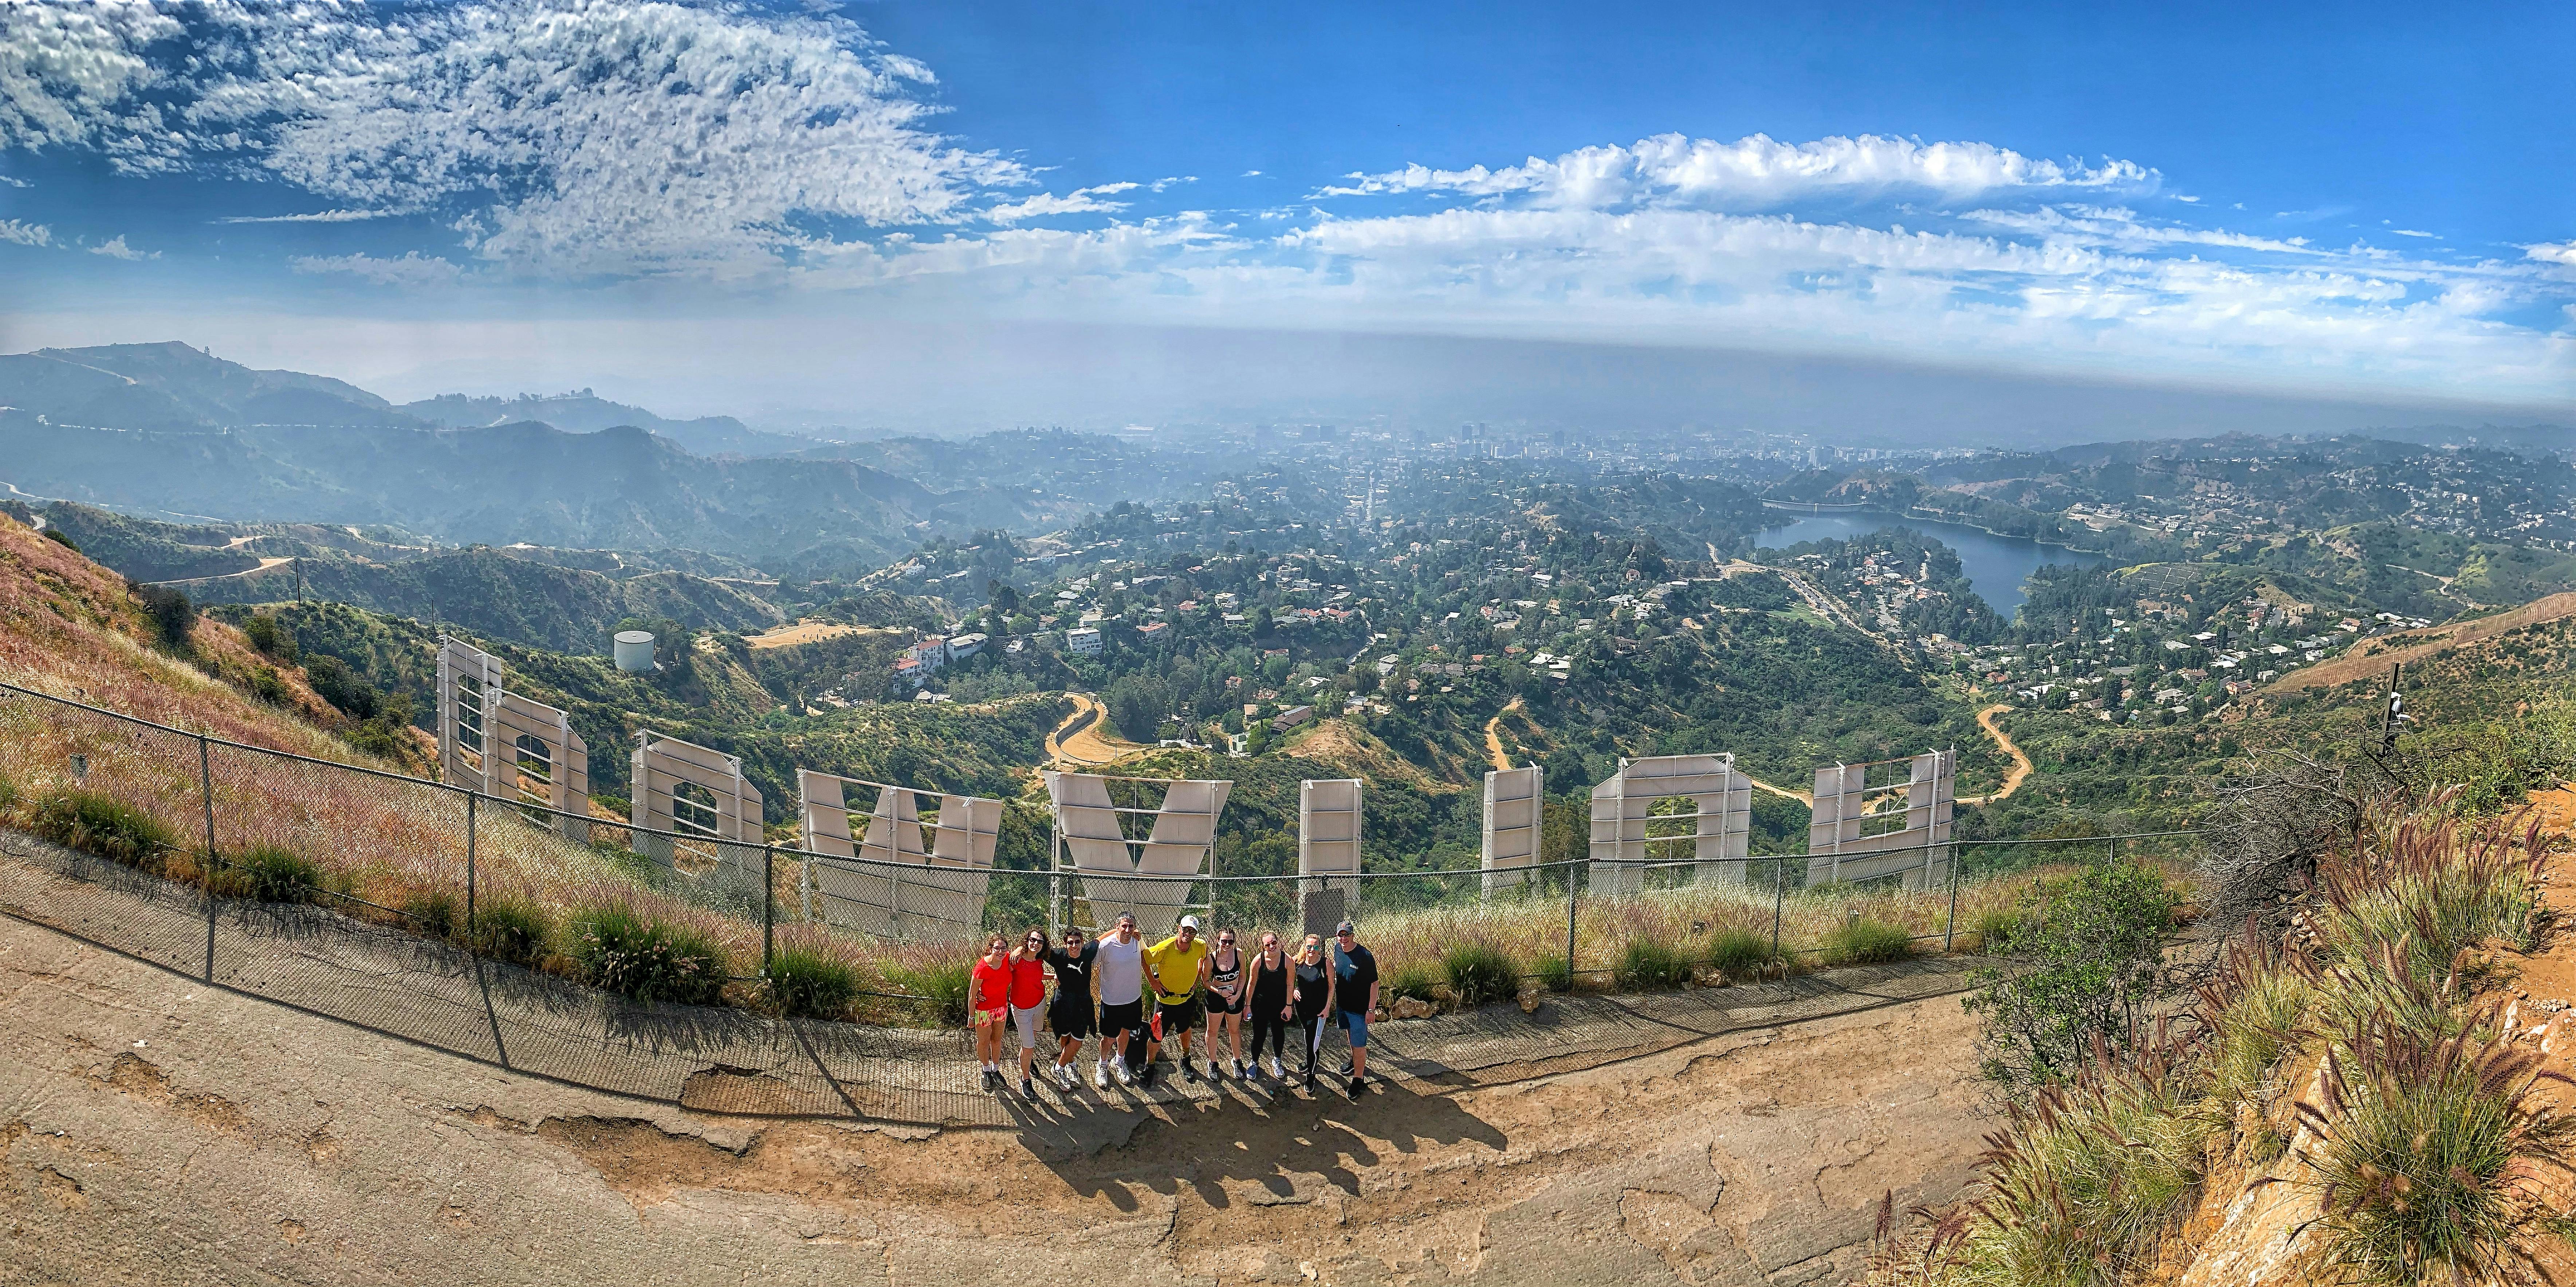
[
  {"left": 1289, "top": 933, "right": 1333, "bottom": 1089},
  {"left": 1207, "top": 930, "right": 1246, "bottom": 1078},
  {"left": 1246, "top": 931, "right": 1293, "bottom": 1081}
]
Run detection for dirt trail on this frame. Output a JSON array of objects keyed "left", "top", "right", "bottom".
[
  {"left": 0, "top": 908, "right": 1993, "bottom": 1286},
  {"left": 2266, "top": 591, "right": 2576, "bottom": 692},
  {"left": 1958, "top": 704, "right": 2033, "bottom": 806},
  {"left": 1484, "top": 696, "right": 1525, "bottom": 771},
  {"left": 1047, "top": 692, "right": 1148, "bottom": 767}
]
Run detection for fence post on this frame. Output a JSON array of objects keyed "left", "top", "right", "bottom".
[
  {"left": 465, "top": 792, "right": 477, "bottom": 934},
  {"left": 1944, "top": 842, "right": 1962, "bottom": 953},
  {"left": 198, "top": 732, "right": 217, "bottom": 984},
  {"left": 1564, "top": 862, "right": 1577, "bottom": 983},
  {"left": 1770, "top": 854, "right": 1786, "bottom": 964},
  {"left": 762, "top": 844, "right": 776, "bottom": 977}
]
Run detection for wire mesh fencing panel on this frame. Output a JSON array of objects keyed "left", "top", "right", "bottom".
[{"left": 0, "top": 687, "right": 220, "bottom": 978}]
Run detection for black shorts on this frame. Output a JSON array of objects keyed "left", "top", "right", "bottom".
[
  {"left": 1100, "top": 999, "right": 1145, "bottom": 1039},
  {"left": 1208, "top": 990, "right": 1245, "bottom": 1016},
  {"left": 1156, "top": 996, "right": 1201, "bottom": 1034},
  {"left": 1050, "top": 999, "right": 1096, "bottom": 1040}
]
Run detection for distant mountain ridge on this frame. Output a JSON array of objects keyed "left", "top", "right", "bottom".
[
  {"left": 398, "top": 390, "right": 822, "bottom": 458},
  {"left": 0, "top": 343, "right": 1051, "bottom": 572}
]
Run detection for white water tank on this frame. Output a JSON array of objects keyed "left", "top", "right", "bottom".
[{"left": 613, "top": 630, "right": 656, "bottom": 673}]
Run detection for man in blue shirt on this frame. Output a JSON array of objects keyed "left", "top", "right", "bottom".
[{"left": 1330, "top": 920, "right": 1379, "bottom": 1097}]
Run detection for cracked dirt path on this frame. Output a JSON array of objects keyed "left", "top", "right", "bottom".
[{"left": 0, "top": 911, "right": 1989, "bottom": 1286}]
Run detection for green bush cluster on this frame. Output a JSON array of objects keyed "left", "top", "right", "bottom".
[
  {"left": 768, "top": 947, "right": 861, "bottom": 1020},
  {"left": 1821, "top": 917, "right": 1914, "bottom": 967},
  {"left": 888, "top": 961, "right": 971, "bottom": 1025},
  {"left": 400, "top": 889, "right": 462, "bottom": 939},
  {"left": 470, "top": 896, "right": 553, "bottom": 968},
  {"left": 1706, "top": 927, "right": 1771, "bottom": 975},
  {"left": 1613, "top": 939, "right": 1695, "bottom": 990},
  {"left": 566, "top": 903, "right": 729, "bottom": 1007},
  {"left": 30, "top": 789, "right": 180, "bottom": 870},
  {"left": 217, "top": 843, "right": 328, "bottom": 904},
  {"left": 1384, "top": 959, "right": 1440, "bottom": 1004},
  {"left": 1532, "top": 953, "right": 1575, "bottom": 994},
  {"left": 1439, "top": 941, "right": 1520, "bottom": 1008}
]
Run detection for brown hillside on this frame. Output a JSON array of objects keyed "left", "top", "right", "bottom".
[
  {"left": 2265, "top": 591, "right": 2576, "bottom": 693},
  {"left": 0, "top": 512, "right": 365, "bottom": 760},
  {"left": 1283, "top": 716, "right": 1455, "bottom": 792}
]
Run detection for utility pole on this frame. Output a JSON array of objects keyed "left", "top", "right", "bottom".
[{"left": 2379, "top": 661, "right": 2406, "bottom": 753}]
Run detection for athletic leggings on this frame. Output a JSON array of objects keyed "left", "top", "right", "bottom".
[
  {"left": 1297, "top": 1014, "right": 1330, "bottom": 1079},
  {"left": 1249, "top": 1008, "right": 1289, "bottom": 1061}
]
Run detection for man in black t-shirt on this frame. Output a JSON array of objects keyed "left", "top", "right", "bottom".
[
  {"left": 1330, "top": 920, "right": 1380, "bottom": 1098},
  {"left": 1043, "top": 928, "right": 1100, "bottom": 1093}
]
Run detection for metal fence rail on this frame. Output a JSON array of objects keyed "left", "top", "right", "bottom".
[{"left": 0, "top": 678, "right": 2198, "bottom": 1126}]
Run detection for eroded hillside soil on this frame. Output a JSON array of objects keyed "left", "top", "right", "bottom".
[{"left": 0, "top": 910, "right": 1989, "bottom": 1286}]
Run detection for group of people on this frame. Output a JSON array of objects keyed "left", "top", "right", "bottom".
[{"left": 967, "top": 912, "right": 1382, "bottom": 1101}]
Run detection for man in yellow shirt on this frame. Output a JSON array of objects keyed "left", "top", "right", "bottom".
[{"left": 1140, "top": 915, "right": 1213, "bottom": 1086}]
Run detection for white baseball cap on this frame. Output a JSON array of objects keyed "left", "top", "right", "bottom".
[{"left": 1178, "top": 915, "right": 1200, "bottom": 931}]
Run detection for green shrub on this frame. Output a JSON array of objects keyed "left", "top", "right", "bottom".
[
  {"left": 240, "top": 613, "right": 295, "bottom": 661},
  {"left": 768, "top": 946, "right": 861, "bottom": 1020},
  {"left": 1385, "top": 959, "right": 1440, "bottom": 1004},
  {"left": 1533, "top": 952, "right": 1575, "bottom": 994},
  {"left": 401, "top": 889, "right": 461, "bottom": 939},
  {"left": 247, "top": 668, "right": 289, "bottom": 706},
  {"left": 220, "top": 843, "right": 325, "bottom": 904},
  {"left": 0, "top": 771, "right": 18, "bottom": 817},
  {"left": 42, "top": 526, "right": 79, "bottom": 552},
  {"left": 1613, "top": 939, "right": 1695, "bottom": 991},
  {"left": 566, "top": 904, "right": 729, "bottom": 1007},
  {"left": 134, "top": 582, "right": 196, "bottom": 648},
  {"left": 1822, "top": 918, "right": 1914, "bottom": 966},
  {"left": 1440, "top": 941, "right": 1521, "bottom": 1009},
  {"left": 1942, "top": 1047, "right": 2207, "bottom": 1286},
  {"left": 1971, "top": 906, "right": 2027, "bottom": 954},
  {"left": 469, "top": 896, "right": 553, "bottom": 968},
  {"left": 1964, "top": 861, "right": 2179, "bottom": 1093},
  {"left": 1706, "top": 927, "right": 1771, "bottom": 975},
  {"left": 2314, "top": 814, "right": 2535, "bottom": 988},
  {"left": 2300, "top": 1018, "right": 2576, "bottom": 1287},
  {"left": 30, "top": 790, "right": 180, "bottom": 869},
  {"left": 889, "top": 960, "right": 971, "bottom": 1025}
]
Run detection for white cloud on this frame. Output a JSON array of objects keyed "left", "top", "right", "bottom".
[
  {"left": 2528, "top": 242, "right": 2576, "bottom": 267},
  {"left": 290, "top": 251, "right": 463, "bottom": 287},
  {"left": 1314, "top": 133, "right": 2156, "bottom": 208},
  {"left": 84, "top": 234, "right": 153, "bottom": 260},
  {"left": 214, "top": 209, "right": 399, "bottom": 224},
  {"left": 0, "top": 219, "right": 50, "bottom": 246},
  {"left": 1241, "top": 170, "right": 1264, "bottom": 178},
  {"left": 986, "top": 183, "right": 1138, "bottom": 224},
  {"left": 0, "top": 0, "right": 1029, "bottom": 278}
]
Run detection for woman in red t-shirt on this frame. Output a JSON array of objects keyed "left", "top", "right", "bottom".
[
  {"left": 1005, "top": 928, "right": 1051, "bottom": 1099},
  {"left": 968, "top": 933, "right": 1012, "bottom": 1092}
]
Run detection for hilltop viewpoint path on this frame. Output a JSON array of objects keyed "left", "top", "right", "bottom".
[{"left": 0, "top": 903, "right": 1993, "bottom": 1286}]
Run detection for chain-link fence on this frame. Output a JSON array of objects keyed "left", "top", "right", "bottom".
[{"left": 0, "top": 679, "right": 2198, "bottom": 1125}]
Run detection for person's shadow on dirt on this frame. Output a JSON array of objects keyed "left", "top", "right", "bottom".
[{"left": 1008, "top": 1071, "right": 1507, "bottom": 1214}]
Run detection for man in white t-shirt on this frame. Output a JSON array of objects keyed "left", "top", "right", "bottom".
[{"left": 1092, "top": 912, "right": 1147, "bottom": 1090}]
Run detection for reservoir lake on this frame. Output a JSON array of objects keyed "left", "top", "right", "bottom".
[{"left": 1755, "top": 511, "right": 2110, "bottom": 621}]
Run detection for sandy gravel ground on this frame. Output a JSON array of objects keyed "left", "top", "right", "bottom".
[{"left": 0, "top": 910, "right": 1992, "bottom": 1286}]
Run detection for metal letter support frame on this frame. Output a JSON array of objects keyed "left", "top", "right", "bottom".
[
  {"left": 1588, "top": 754, "right": 1753, "bottom": 896},
  {"left": 798, "top": 770, "right": 1002, "bottom": 940},
  {"left": 1806, "top": 749, "right": 1955, "bottom": 890},
  {"left": 1045, "top": 771, "right": 1228, "bottom": 940},
  {"left": 1298, "top": 778, "right": 1362, "bottom": 939},
  {"left": 437, "top": 635, "right": 589, "bottom": 841},
  {"left": 1480, "top": 765, "right": 1544, "bottom": 897},
  {"left": 632, "top": 731, "right": 764, "bottom": 907}
]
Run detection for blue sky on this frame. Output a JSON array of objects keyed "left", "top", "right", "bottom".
[{"left": 1, "top": 0, "right": 2568, "bottom": 426}]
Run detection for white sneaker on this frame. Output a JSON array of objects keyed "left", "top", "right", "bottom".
[
  {"left": 1267, "top": 1056, "right": 1285, "bottom": 1080},
  {"left": 1113, "top": 1060, "right": 1134, "bottom": 1087},
  {"left": 1057, "top": 1065, "right": 1077, "bottom": 1091},
  {"left": 1231, "top": 1059, "right": 1244, "bottom": 1080},
  {"left": 1093, "top": 1062, "right": 1110, "bottom": 1090}
]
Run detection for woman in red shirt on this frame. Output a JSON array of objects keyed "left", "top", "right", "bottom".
[
  {"left": 968, "top": 933, "right": 1012, "bottom": 1093},
  {"left": 1006, "top": 928, "right": 1051, "bottom": 1099}
]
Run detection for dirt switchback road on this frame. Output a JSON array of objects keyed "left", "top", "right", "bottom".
[
  {"left": 0, "top": 910, "right": 1991, "bottom": 1286},
  {"left": 1960, "top": 704, "right": 2033, "bottom": 806},
  {"left": 1045, "top": 692, "right": 1148, "bottom": 767}
]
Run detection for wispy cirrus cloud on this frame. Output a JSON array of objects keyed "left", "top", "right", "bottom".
[
  {"left": 215, "top": 209, "right": 400, "bottom": 225},
  {"left": 0, "top": 0, "right": 1030, "bottom": 278}
]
